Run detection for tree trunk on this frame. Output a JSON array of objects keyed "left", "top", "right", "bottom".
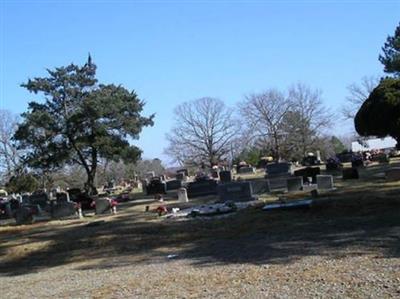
[
  {"left": 85, "top": 172, "right": 98, "bottom": 195},
  {"left": 84, "top": 148, "right": 98, "bottom": 195}
]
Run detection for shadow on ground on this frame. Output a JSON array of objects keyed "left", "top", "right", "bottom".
[{"left": 1, "top": 179, "right": 400, "bottom": 276}]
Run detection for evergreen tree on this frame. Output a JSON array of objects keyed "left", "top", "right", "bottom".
[{"left": 14, "top": 57, "right": 154, "bottom": 194}]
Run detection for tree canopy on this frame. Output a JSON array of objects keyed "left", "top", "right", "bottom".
[
  {"left": 379, "top": 22, "right": 400, "bottom": 77},
  {"left": 14, "top": 56, "right": 154, "bottom": 194},
  {"left": 165, "top": 97, "right": 237, "bottom": 167},
  {"left": 354, "top": 77, "right": 400, "bottom": 147}
]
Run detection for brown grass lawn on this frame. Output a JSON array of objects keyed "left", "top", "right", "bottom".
[{"left": 0, "top": 161, "right": 400, "bottom": 297}]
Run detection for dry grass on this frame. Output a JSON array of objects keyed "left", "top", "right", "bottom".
[{"left": 0, "top": 161, "right": 400, "bottom": 298}]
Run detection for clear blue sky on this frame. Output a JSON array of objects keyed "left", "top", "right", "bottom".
[{"left": 1, "top": 0, "right": 399, "bottom": 163}]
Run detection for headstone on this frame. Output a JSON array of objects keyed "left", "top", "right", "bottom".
[
  {"left": 187, "top": 179, "right": 218, "bottom": 198},
  {"left": 146, "top": 171, "right": 155, "bottom": 179},
  {"left": 351, "top": 156, "right": 364, "bottom": 168},
  {"left": 266, "top": 162, "right": 293, "bottom": 177},
  {"left": 211, "top": 170, "right": 220, "bottom": 179},
  {"left": 166, "top": 179, "right": 182, "bottom": 191},
  {"left": 302, "top": 155, "right": 319, "bottom": 166},
  {"left": 178, "top": 188, "right": 189, "bottom": 202},
  {"left": 177, "top": 169, "right": 189, "bottom": 176},
  {"left": 0, "top": 202, "right": 12, "bottom": 219},
  {"left": 95, "top": 198, "right": 112, "bottom": 214},
  {"left": 29, "top": 193, "right": 49, "bottom": 209},
  {"left": 219, "top": 170, "right": 232, "bottom": 183},
  {"left": 237, "top": 166, "right": 255, "bottom": 174},
  {"left": 286, "top": 177, "right": 303, "bottom": 192},
  {"left": 249, "top": 179, "right": 271, "bottom": 194},
  {"left": 146, "top": 179, "right": 167, "bottom": 195},
  {"left": 316, "top": 175, "right": 334, "bottom": 190},
  {"left": 217, "top": 181, "right": 255, "bottom": 202},
  {"left": 56, "top": 192, "right": 70, "bottom": 202},
  {"left": 342, "top": 168, "right": 359, "bottom": 180},
  {"left": 268, "top": 177, "right": 288, "bottom": 191},
  {"left": 52, "top": 201, "right": 77, "bottom": 219},
  {"left": 15, "top": 204, "right": 41, "bottom": 224},
  {"left": 15, "top": 206, "right": 34, "bottom": 225},
  {"left": 294, "top": 167, "right": 320, "bottom": 184},
  {"left": 385, "top": 167, "right": 400, "bottom": 181},
  {"left": 326, "top": 158, "right": 342, "bottom": 171},
  {"left": 377, "top": 154, "right": 390, "bottom": 163},
  {"left": 176, "top": 173, "right": 185, "bottom": 181}
]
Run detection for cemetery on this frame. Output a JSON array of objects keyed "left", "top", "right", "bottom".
[
  {"left": 1, "top": 4, "right": 400, "bottom": 298},
  {"left": 1, "top": 157, "right": 400, "bottom": 298}
]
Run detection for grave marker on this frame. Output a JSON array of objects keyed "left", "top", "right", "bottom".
[
  {"left": 187, "top": 179, "right": 218, "bottom": 198},
  {"left": 217, "top": 181, "right": 255, "bottom": 202},
  {"left": 316, "top": 175, "right": 334, "bottom": 190},
  {"left": 286, "top": 177, "right": 303, "bottom": 192}
]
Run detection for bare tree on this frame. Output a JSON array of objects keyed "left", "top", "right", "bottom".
[
  {"left": 165, "top": 97, "right": 237, "bottom": 167},
  {"left": 239, "top": 89, "right": 291, "bottom": 160},
  {"left": 284, "top": 83, "right": 333, "bottom": 158},
  {"left": 0, "top": 109, "right": 20, "bottom": 179},
  {"left": 342, "top": 76, "right": 379, "bottom": 120}
]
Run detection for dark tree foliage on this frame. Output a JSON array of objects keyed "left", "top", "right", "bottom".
[
  {"left": 379, "top": 22, "right": 400, "bottom": 77},
  {"left": 14, "top": 56, "right": 154, "bottom": 194},
  {"left": 354, "top": 78, "right": 400, "bottom": 147},
  {"left": 6, "top": 173, "right": 39, "bottom": 194}
]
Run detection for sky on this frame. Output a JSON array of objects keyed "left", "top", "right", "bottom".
[{"left": 1, "top": 0, "right": 399, "bottom": 164}]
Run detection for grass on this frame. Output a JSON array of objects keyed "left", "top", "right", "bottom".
[{"left": 0, "top": 160, "right": 400, "bottom": 276}]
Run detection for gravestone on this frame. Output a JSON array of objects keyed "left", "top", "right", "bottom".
[
  {"left": 15, "top": 206, "right": 34, "bottom": 225},
  {"left": 0, "top": 202, "right": 12, "bottom": 219},
  {"left": 146, "top": 171, "right": 155, "bottom": 179},
  {"left": 294, "top": 167, "right": 320, "bottom": 183},
  {"left": 52, "top": 201, "right": 77, "bottom": 219},
  {"left": 266, "top": 162, "right": 293, "bottom": 177},
  {"left": 178, "top": 188, "right": 189, "bottom": 202},
  {"left": 187, "top": 179, "right": 218, "bottom": 198},
  {"left": 316, "top": 175, "right": 334, "bottom": 190},
  {"left": 217, "top": 181, "right": 254, "bottom": 202},
  {"left": 166, "top": 179, "right": 182, "bottom": 191},
  {"left": 219, "top": 170, "right": 232, "bottom": 183},
  {"left": 56, "top": 192, "right": 70, "bottom": 202},
  {"left": 237, "top": 166, "right": 255, "bottom": 174},
  {"left": 95, "top": 198, "right": 112, "bottom": 214},
  {"left": 21, "top": 194, "right": 31, "bottom": 204},
  {"left": 176, "top": 173, "right": 185, "bottom": 181},
  {"left": 351, "top": 156, "right": 364, "bottom": 168},
  {"left": 29, "top": 193, "right": 49, "bottom": 209},
  {"left": 211, "top": 170, "right": 220, "bottom": 179},
  {"left": 268, "top": 177, "right": 288, "bottom": 191},
  {"left": 249, "top": 179, "right": 271, "bottom": 194},
  {"left": 286, "top": 177, "right": 303, "bottom": 192},
  {"left": 342, "top": 168, "right": 359, "bottom": 180},
  {"left": 385, "top": 167, "right": 400, "bottom": 181},
  {"left": 146, "top": 179, "right": 167, "bottom": 195},
  {"left": 177, "top": 169, "right": 189, "bottom": 176},
  {"left": 326, "top": 158, "right": 342, "bottom": 171}
]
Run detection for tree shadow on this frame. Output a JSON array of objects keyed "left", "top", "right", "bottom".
[{"left": 1, "top": 184, "right": 399, "bottom": 276}]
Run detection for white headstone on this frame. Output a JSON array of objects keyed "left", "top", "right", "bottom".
[{"left": 178, "top": 188, "right": 189, "bottom": 202}]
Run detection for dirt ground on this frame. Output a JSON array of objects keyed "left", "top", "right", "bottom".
[{"left": 1, "top": 162, "right": 400, "bottom": 298}]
